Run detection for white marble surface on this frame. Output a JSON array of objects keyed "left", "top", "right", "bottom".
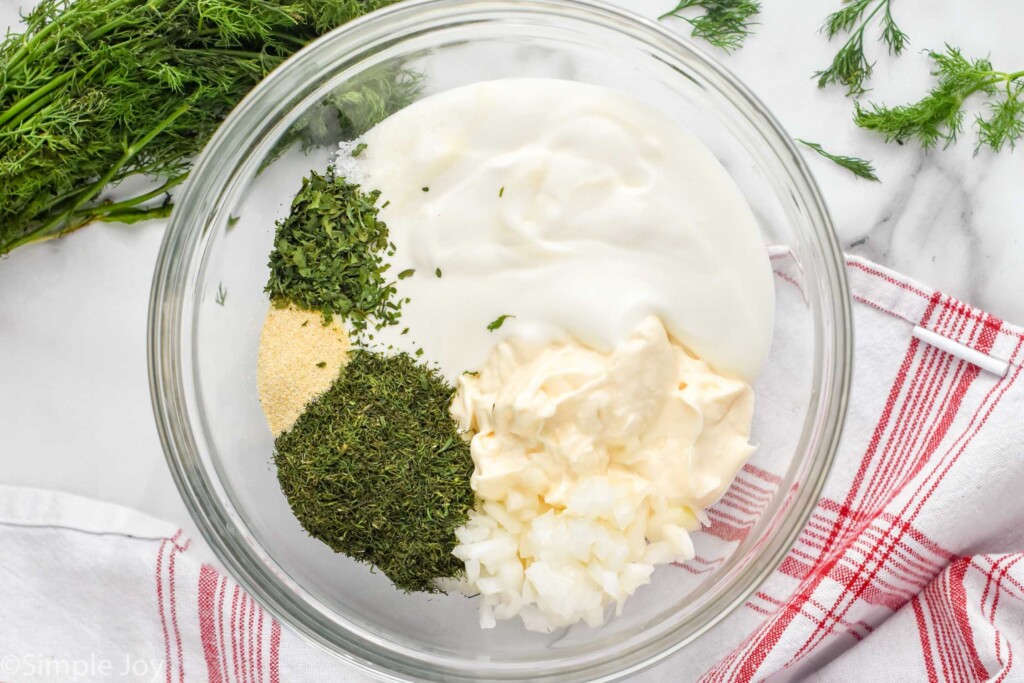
[{"left": 1, "top": 0, "right": 1022, "bottom": 677}]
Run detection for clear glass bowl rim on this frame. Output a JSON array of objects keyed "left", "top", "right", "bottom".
[{"left": 148, "top": 0, "right": 853, "bottom": 680}]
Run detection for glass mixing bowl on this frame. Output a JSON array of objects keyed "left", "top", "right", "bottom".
[{"left": 148, "top": 0, "right": 852, "bottom": 679}]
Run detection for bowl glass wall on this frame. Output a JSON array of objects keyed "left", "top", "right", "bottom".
[{"left": 149, "top": 1, "right": 851, "bottom": 680}]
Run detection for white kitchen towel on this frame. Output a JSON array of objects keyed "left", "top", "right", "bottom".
[
  {"left": 0, "top": 487, "right": 358, "bottom": 683},
  {"left": 1, "top": 255, "right": 1022, "bottom": 683},
  {"left": 689, "top": 256, "right": 1024, "bottom": 682}
]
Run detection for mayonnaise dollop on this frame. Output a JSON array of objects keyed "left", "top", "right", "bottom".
[{"left": 450, "top": 316, "right": 755, "bottom": 631}]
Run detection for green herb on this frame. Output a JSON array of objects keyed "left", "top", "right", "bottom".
[
  {"left": 401, "top": 328, "right": 409, "bottom": 335},
  {"left": 0, "top": 0, "right": 408, "bottom": 256},
  {"left": 274, "top": 350, "right": 474, "bottom": 593},
  {"left": 329, "top": 69, "right": 420, "bottom": 143},
  {"left": 352, "top": 143, "right": 368, "bottom": 157},
  {"left": 815, "top": 0, "right": 908, "bottom": 96},
  {"left": 259, "top": 66, "right": 418, "bottom": 177},
  {"left": 435, "top": 267, "right": 443, "bottom": 278},
  {"left": 421, "top": 187, "right": 430, "bottom": 192},
  {"left": 215, "top": 283, "right": 227, "bottom": 306},
  {"left": 797, "top": 140, "right": 880, "bottom": 181},
  {"left": 397, "top": 268, "right": 416, "bottom": 280},
  {"left": 487, "top": 314, "right": 515, "bottom": 331},
  {"left": 855, "top": 46, "right": 1024, "bottom": 152},
  {"left": 301, "top": 320, "right": 309, "bottom": 327},
  {"left": 415, "top": 348, "right": 424, "bottom": 356},
  {"left": 227, "top": 215, "right": 241, "bottom": 229},
  {"left": 498, "top": 187, "right": 505, "bottom": 198},
  {"left": 463, "top": 371, "right": 479, "bottom": 376},
  {"left": 266, "top": 67, "right": 418, "bottom": 171},
  {"left": 659, "top": 0, "right": 761, "bottom": 52},
  {"left": 265, "top": 170, "right": 400, "bottom": 332},
  {"left": 316, "top": 361, "right": 327, "bottom": 368}
]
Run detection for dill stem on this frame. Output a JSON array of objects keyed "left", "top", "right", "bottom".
[
  {"left": 0, "top": 61, "right": 105, "bottom": 131},
  {"left": 98, "top": 203, "right": 175, "bottom": 223},
  {"left": 658, "top": 0, "right": 689, "bottom": 21},
  {"left": 187, "top": 47, "right": 287, "bottom": 62},
  {"left": 30, "top": 184, "right": 98, "bottom": 219},
  {"left": 2, "top": 13, "right": 67, "bottom": 74},
  {"left": 0, "top": 70, "right": 75, "bottom": 129},
  {"left": 10, "top": 102, "right": 191, "bottom": 249},
  {"left": 150, "top": 0, "right": 193, "bottom": 29},
  {"left": 1, "top": 212, "right": 77, "bottom": 252},
  {"left": 3, "top": 88, "right": 65, "bottom": 133},
  {"left": 839, "top": 0, "right": 884, "bottom": 54},
  {"left": 862, "top": 0, "right": 887, "bottom": 28},
  {"left": 993, "top": 70, "right": 1024, "bottom": 83},
  {"left": 270, "top": 31, "right": 308, "bottom": 47},
  {"left": 69, "top": 102, "right": 191, "bottom": 215},
  {"left": 72, "top": 174, "right": 187, "bottom": 216},
  {"left": 3, "top": 100, "right": 60, "bottom": 134},
  {"left": 4, "top": 0, "right": 137, "bottom": 74},
  {"left": 0, "top": 175, "right": 183, "bottom": 253},
  {"left": 1, "top": 41, "right": 268, "bottom": 135},
  {"left": 78, "top": 0, "right": 144, "bottom": 41},
  {"left": 961, "top": 71, "right": 1024, "bottom": 100},
  {"left": 5, "top": 136, "right": 44, "bottom": 170},
  {"left": 3, "top": 216, "right": 91, "bottom": 250}
]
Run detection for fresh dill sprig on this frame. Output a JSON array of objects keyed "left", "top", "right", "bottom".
[
  {"left": 0, "top": 0, "right": 409, "bottom": 256},
  {"left": 855, "top": 46, "right": 1024, "bottom": 152},
  {"left": 215, "top": 283, "right": 228, "bottom": 306},
  {"left": 659, "top": 0, "right": 761, "bottom": 53},
  {"left": 797, "top": 139, "right": 880, "bottom": 182},
  {"left": 816, "top": 0, "right": 909, "bottom": 96}
]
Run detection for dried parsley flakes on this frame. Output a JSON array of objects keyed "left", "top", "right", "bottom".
[
  {"left": 274, "top": 350, "right": 474, "bottom": 593},
  {"left": 487, "top": 314, "right": 515, "bottom": 331},
  {"left": 265, "top": 171, "right": 401, "bottom": 333}
]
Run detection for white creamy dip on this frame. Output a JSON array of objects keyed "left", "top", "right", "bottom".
[{"left": 351, "top": 78, "right": 774, "bottom": 382}]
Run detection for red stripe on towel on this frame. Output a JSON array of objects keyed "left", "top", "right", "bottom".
[
  {"left": 231, "top": 586, "right": 241, "bottom": 683},
  {"left": 156, "top": 538, "right": 172, "bottom": 683},
  {"left": 198, "top": 564, "right": 223, "bottom": 683},
  {"left": 169, "top": 537, "right": 186, "bottom": 683},
  {"left": 269, "top": 620, "right": 281, "bottom": 683}
]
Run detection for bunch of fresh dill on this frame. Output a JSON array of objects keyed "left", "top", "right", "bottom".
[{"left": 0, "top": 0, "right": 415, "bottom": 255}]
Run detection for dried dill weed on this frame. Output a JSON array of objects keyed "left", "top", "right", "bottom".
[
  {"left": 257, "top": 304, "right": 349, "bottom": 435},
  {"left": 261, "top": 166, "right": 474, "bottom": 593},
  {"left": 274, "top": 350, "right": 474, "bottom": 593}
]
